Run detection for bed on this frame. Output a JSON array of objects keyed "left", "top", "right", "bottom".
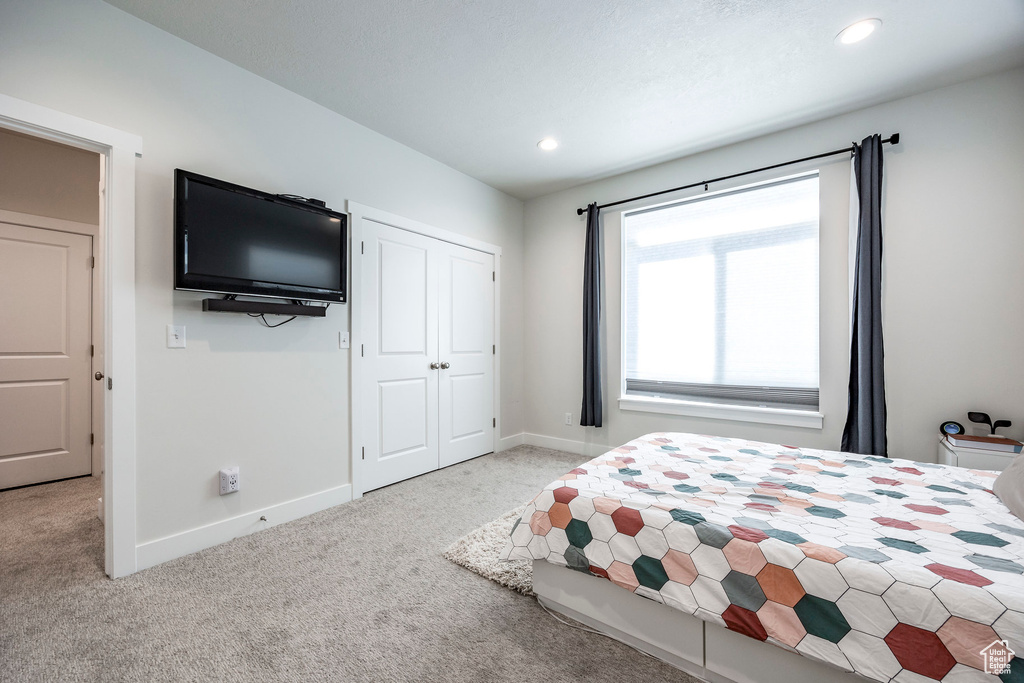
[{"left": 502, "top": 432, "right": 1024, "bottom": 682}]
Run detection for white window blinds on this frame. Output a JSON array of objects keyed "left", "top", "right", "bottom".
[{"left": 623, "top": 173, "right": 819, "bottom": 409}]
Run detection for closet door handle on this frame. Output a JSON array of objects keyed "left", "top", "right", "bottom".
[
  {"left": 429, "top": 362, "right": 440, "bottom": 370},
  {"left": 440, "top": 362, "right": 450, "bottom": 369}
]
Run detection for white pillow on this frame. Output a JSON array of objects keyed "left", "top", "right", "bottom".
[{"left": 994, "top": 454, "right": 1024, "bottom": 522}]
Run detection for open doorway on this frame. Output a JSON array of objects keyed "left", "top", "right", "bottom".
[
  {"left": 0, "top": 93, "right": 141, "bottom": 578},
  {"left": 0, "top": 128, "right": 105, "bottom": 568}
]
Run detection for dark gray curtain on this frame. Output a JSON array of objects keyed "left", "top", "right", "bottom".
[
  {"left": 842, "top": 134, "right": 886, "bottom": 455},
  {"left": 581, "top": 203, "right": 603, "bottom": 427}
]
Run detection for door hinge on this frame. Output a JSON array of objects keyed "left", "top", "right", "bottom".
[
  {"left": 107, "top": 377, "right": 112, "bottom": 390},
  {"left": 361, "top": 344, "right": 364, "bottom": 357},
  {"left": 492, "top": 271, "right": 495, "bottom": 281},
  {"left": 493, "top": 417, "right": 496, "bottom": 428},
  {"left": 90, "top": 256, "right": 96, "bottom": 268},
  {"left": 361, "top": 241, "right": 364, "bottom": 255},
  {"left": 492, "top": 344, "right": 495, "bottom": 355},
  {"left": 90, "top": 433, "right": 94, "bottom": 445},
  {"left": 91, "top": 344, "right": 94, "bottom": 357},
  {"left": 361, "top": 446, "right": 365, "bottom": 460}
]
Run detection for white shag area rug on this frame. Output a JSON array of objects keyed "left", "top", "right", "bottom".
[{"left": 444, "top": 504, "right": 533, "bottom": 596}]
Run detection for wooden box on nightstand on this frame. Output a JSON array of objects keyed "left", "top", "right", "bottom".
[{"left": 938, "top": 435, "right": 1017, "bottom": 471}]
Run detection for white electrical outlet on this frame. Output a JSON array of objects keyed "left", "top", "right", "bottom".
[
  {"left": 564, "top": 412, "right": 572, "bottom": 426},
  {"left": 339, "top": 331, "right": 350, "bottom": 349},
  {"left": 166, "top": 324, "right": 186, "bottom": 348},
  {"left": 219, "top": 466, "right": 240, "bottom": 495}
]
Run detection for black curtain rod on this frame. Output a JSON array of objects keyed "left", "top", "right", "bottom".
[{"left": 576, "top": 133, "right": 900, "bottom": 216}]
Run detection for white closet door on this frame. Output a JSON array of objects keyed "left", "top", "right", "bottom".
[
  {"left": 0, "top": 222, "right": 92, "bottom": 489},
  {"left": 438, "top": 241, "right": 494, "bottom": 467},
  {"left": 361, "top": 220, "right": 439, "bottom": 492}
]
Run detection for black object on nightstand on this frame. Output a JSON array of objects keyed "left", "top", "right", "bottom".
[{"left": 968, "top": 411, "right": 1012, "bottom": 436}]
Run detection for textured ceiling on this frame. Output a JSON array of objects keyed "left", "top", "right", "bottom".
[{"left": 104, "top": 0, "right": 1024, "bottom": 199}]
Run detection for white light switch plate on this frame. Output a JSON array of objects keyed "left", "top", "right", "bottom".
[
  {"left": 166, "top": 324, "right": 186, "bottom": 348},
  {"left": 339, "top": 332, "right": 350, "bottom": 349}
]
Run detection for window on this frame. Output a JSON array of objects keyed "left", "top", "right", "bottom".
[{"left": 623, "top": 172, "right": 819, "bottom": 411}]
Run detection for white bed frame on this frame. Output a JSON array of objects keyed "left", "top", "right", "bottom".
[{"left": 533, "top": 560, "right": 867, "bottom": 683}]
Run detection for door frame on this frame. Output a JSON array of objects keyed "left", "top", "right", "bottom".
[
  {"left": 347, "top": 202, "right": 501, "bottom": 498},
  {"left": 0, "top": 93, "right": 142, "bottom": 578}
]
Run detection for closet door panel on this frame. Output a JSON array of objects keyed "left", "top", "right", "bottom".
[
  {"left": 361, "top": 221, "right": 439, "bottom": 491},
  {"left": 438, "top": 241, "right": 494, "bottom": 467}
]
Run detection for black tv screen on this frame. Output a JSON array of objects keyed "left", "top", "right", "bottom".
[{"left": 174, "top": 169, "right": 347, "bottom": 302}]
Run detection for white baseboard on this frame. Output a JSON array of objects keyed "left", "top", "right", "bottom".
[
  {"left": 497, "top": 433, "right": 525, "bottom": 451},
  {"left": 523, "top": 433, "right": 610, "bottom": 458},
  {"left": 135, "top": 484, "right": 352, "bottom": 572}
]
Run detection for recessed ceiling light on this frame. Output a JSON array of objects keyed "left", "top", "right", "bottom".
[
  {"left": 836, "top": 18, "right": 881, "bottom": 45},
  {"left": 537, "top": 138, "right": 558, "bottom": 151}
]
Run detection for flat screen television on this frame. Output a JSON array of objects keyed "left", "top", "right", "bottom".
[{"left": 174, "top": 169, "right": 347, "bottom": 303}]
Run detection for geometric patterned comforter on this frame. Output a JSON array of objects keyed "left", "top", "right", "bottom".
[{"left": 502, "top": 433, "right": 1024, "bottom": 682}]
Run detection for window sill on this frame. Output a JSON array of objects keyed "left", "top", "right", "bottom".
[{"left": 618, "top": 395, "right": 824, "bottom": 429}]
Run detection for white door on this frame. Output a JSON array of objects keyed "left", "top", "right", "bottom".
[
  {"left": 360, "top": 220, "right": 495, "bottom": 491},
  {"left": 361, "top": 220, "right": 440, "bottom": 492},
  {"left": 438, "top": 241, "right": 494, "bottom": 467},
  {"left": 0, "top": 222, "right": 93, "bottom": 489}
]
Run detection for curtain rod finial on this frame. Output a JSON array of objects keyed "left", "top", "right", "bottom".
[
  {"left": 576, "top": 207, "right": 585, "bottom": 216},
  {"left": 890, "top": 133, "right": 900, "bottom": 145}
]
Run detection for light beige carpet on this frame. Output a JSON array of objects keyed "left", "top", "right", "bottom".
[
  {"left": 0, "top": 446, "right": 689, "bottom": 682},
  {"left": 443, "top": 504, "right": 533, "bottom": 596}
]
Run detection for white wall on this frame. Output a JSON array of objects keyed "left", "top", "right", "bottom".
[
  {"left": 523, "top": 67, "right": 1024, "bottom": 462},
  {"left": 0, "top": 0, "right": 524, "bottom": 547},
  {"left": 0, "top": 128, "right": 99, "bottom": 224}
]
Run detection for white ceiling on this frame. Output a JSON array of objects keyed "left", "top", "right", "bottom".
[{"left": 104, "top": 0, "right": 1024, "bottom": 199}]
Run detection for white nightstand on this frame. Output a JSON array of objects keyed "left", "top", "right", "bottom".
[{"left": 938, "top": 435, "right": 1017, "bottom": 471}]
